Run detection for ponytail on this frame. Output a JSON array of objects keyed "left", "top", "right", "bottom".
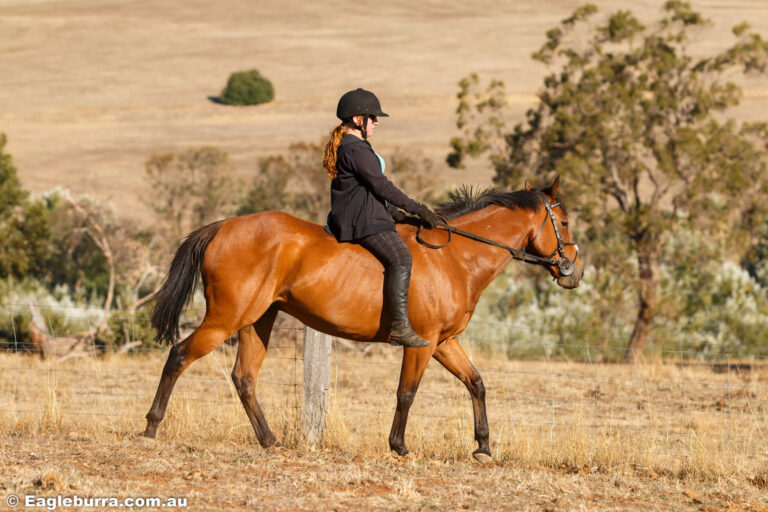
[{"left": 322, "top": 123, "right": 346, "bottom": 178}]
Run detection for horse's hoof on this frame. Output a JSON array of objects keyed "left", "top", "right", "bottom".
[
  {"left": 141, "top": 429, "right": 156, "bottom": 439},
  {"left": 259, "top": 437, "right": 280, "bottom": 449},
  {"left": 472, "top": 451, "right": 493, "bottom": 464},
  {"left": 390, "top": 446, "right": 409, "bottom": 457}
]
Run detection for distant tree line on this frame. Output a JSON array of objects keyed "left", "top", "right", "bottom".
[{"left": 0, "top": 133, "right": 440, "bottom": 350}]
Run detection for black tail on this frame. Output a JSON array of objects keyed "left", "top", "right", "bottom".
[{"left": 151, "top": 221, "right": 224, "bottom": 344}]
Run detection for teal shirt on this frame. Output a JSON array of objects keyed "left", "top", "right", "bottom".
[
  {"left": 375, "top": 151, "right": 385, "bottom": 173},
  {"left": 375, "top": 151, "right": 387, "bottom": 205}
]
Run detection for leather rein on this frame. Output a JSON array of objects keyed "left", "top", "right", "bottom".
[{"left": 416, "top": 195, "right": 578, "bottom": 276}]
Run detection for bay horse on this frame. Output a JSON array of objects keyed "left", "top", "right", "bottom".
[{"left": 143, "top": 176, "right": 582, "bottom": 462}]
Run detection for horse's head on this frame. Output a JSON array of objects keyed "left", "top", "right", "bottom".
[{"left": 525, "top": 176, "right": 583, "bottom": 289}]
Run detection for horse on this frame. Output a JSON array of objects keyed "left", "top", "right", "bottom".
[{"left": 142, "top": 176, "right": 583, "bottom": 462}]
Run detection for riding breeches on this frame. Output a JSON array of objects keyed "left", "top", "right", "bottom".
[{"left": 358, "top": 230, "right": 412, "bottom": 271}]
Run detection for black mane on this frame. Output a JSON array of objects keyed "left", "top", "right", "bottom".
[{"left": 435, "top": 186, "right": 557, "bottom": 220}]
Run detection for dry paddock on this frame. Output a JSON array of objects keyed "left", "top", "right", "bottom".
[{"left": 1, "top": 333, "right": 767, "bottom": 511}]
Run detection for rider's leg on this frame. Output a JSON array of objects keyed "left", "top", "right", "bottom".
[{"left": 359, "top": 230, "right": 430, "bottom": 348}]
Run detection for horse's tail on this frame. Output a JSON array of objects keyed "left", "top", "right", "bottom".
[{"left": 151, "top": 220, "right": 225, "bottom": 344}]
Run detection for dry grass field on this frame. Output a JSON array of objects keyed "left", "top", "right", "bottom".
[{"left": 1, "top": 332, "right": 767, "bottom": 510}]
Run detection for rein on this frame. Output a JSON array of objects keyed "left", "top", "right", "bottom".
[{"left": 416, "top": 195, "right": 577, "bottom": 276}]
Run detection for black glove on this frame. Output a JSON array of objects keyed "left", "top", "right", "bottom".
[
  {"left": 417, "top": 204, "right": 440, "bottom": 229},
  {"left": 390, "top": 208, "right": 408, "bottom": 223}
]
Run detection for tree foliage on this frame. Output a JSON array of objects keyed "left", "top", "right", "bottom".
[
  {"left": 0, "top": 133, "right": 51, "bottom": 280},
  {"left": 220, "top": 69, "right": 275, "bottom": 106},
  {"left": 45, "top": 191, "right": 154, "bottom": 309},
  {"left": 446, "top": 74, "right": 507, "bottom": 169},
  {"left": 144, "top": 146, "right": 236, "bottom": 248},
  {"left": 448, "top": 2, "right": 768, "bottom": 356}
]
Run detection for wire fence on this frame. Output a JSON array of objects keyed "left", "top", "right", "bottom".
[{"left": 1, "top": 304, "right": 766, "bottom": 470}]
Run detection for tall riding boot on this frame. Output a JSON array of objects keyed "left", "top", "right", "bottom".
[{"left": 385, "top": 264, "right": 430, "bottom": 348}]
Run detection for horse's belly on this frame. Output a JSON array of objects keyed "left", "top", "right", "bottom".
[{"left": 279, "top": 263, "right": 388, "bottom": 341}]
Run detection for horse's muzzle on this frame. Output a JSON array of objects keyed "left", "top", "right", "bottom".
[{"left": 556, "top": 264, "right": 583, "bottom": 289}]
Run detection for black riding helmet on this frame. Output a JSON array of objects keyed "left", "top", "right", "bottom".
[{"left": 336, "top": 88, "right": 388, "bottom": 140}]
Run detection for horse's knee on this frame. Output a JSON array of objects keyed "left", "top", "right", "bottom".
[
  {"left": 468, "top": 371, "right": 485, "bottom": 400},
  {"left": 231, "top": 369, "right": 241, "bottom": 391},
  {"left": 231, "top": 370, "right": 255, "bottom": 398}
]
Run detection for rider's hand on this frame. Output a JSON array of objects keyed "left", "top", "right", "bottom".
[
  {"left": 390, "top": 208, "right": 407, "bottom": 223},
  {"left": 417, "top": 204, "right": 440, "bottom": 229}
]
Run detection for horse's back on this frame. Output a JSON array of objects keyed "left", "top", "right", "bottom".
[{"left": 203, "top": 211, "right": 382, "bottom": 280}]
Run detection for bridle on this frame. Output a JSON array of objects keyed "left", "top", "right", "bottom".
[{"left": 416, "top": 194, "right": 579, "bottom": 277}]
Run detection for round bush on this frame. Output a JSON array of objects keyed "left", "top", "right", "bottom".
[{"left": 220, "top": 69, "right": 274, "bottom": 106}]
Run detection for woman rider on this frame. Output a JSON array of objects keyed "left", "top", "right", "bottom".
[{"left": 323, "top": 88, "right": 440, "bottom": 348}]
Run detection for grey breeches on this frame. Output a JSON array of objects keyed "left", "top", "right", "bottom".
[{"left": 358, "top": 230, "right": 412, "bottom": 271}]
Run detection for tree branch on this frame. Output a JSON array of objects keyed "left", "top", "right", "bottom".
[{"left": 65, "top": 192, "right": 115, "bottom": 331}]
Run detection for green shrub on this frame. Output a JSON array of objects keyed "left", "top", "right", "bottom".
[{"left": 220, "top": 69, "right": 274, "bottom": 106}]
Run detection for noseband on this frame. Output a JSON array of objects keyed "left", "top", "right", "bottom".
[{"left": 416, "top": 194, "right": 578, "bottom": 276}]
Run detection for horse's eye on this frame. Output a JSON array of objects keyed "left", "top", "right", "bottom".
[{"left": 561, "top": 221, "right": 569, "bottom": 228}]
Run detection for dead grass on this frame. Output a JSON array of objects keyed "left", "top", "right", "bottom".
[{"left": 1, "top": 340, "right": 767, "bottom": 510}]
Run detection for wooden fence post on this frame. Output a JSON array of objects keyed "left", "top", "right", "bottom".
[{"left": 301, "top": 327, "right": 332, "bottom": 446}]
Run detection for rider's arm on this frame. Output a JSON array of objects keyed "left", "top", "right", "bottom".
[{"left": 342, "top": 142, "right": 421, "bottom": 215}]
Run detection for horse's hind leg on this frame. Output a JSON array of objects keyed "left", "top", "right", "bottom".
[
  {"left": 433, "top": 337, "right": 491, "bottom": 462},
  {"left": 143, "top": 321, "right": 233, "bottom": 438},
  {"left": 231, "top": 307, "right": 278, "bottom": 448},
  {"left": 389, "top": 346, "right": 433, "bottom": 457}
]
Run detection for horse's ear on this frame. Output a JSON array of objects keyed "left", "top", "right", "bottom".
[
  {"left": 549, "top": 175, "right": 561, "bottom": 197},
  {"left": 524, "top": 179, "right": 533, "bottom": 191}
]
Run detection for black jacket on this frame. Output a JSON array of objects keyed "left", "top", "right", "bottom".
[{"left": 326, "top": 134, "right": 420, "bottom": 241}]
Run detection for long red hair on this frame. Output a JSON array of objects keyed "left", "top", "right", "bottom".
[{"left": 322, "top": 123, "right": 346, "bottom": 178}]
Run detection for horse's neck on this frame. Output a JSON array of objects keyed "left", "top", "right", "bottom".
[
  {"left": 447, "top": 205, "right": 538, "bottom": 294},
  {"left": 450, "top": 205, "right": 535, "bottom": 252}
]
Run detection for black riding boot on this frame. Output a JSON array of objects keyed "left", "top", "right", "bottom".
[{"left": 385, "top": 264, "right": 430, "bottom": 348}]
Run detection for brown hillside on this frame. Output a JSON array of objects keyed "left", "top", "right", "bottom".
[{"left": 1, "top": 0, "right": 767, "bottom": 222}]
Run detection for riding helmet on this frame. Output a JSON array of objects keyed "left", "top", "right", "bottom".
[{"left": 336, "top": 88, "right": 389, "bottom": 120}]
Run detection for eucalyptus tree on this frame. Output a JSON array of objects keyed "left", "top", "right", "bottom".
[{"left": 448, "top": 2, "right": 768, "bottom": 357}]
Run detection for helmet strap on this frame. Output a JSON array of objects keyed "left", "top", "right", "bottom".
[{"left": 345, "top": 116, "right": 367, "bottom": 140}]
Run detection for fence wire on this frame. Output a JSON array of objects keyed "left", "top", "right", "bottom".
[{"left": 1, "top": 305, "right": 766, "bottom": 465}]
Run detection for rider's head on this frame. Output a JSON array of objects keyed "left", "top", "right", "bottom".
[
  {"left": 323, "top": 89, "right": 389, "bottom": 178},
  {"left": 336, "top": 88, "right": 389, "bottom": 140}
]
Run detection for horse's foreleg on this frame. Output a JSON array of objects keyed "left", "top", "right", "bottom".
[
  {"left": 143, "top": 323, "right": 231, "bottom": 438},
  {"left": 433, "top": 337, "right": 491, "bottom": 462},
  {"left": 231, "top": 307, "right": 278, "bottom": 448},
  {"left": 389, "top": 345, "right": 433, "bottom": 456}
]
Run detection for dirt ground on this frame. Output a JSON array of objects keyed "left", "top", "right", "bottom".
[
  {"left": 1, "top": 343, "right": 767, "bottom": 511},
  {"left": 2, "top": 435, "right": 767, "bottom": 511},
  {"left": 2, "top": 0, "right": 768, "bottom": 223}
]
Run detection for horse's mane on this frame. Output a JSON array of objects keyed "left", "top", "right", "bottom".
[{"left": 435, "top": 185, "right": 564, "bottom": 221}]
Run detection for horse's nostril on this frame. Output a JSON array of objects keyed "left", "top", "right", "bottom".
[{"left": 558, "top": 259, "right": 574, "bottom": 276}]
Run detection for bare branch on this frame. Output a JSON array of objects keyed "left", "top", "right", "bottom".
[{"left": 64, "top": 191, "right": 115, "bottom": 329}]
